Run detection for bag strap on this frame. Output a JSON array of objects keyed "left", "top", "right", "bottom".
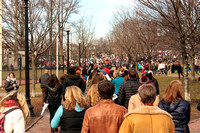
[{"left": 2, "top": 107, "right": 19, "bottom": 115}]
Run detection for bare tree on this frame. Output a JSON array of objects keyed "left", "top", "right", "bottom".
[{"left": 138, "top": 0, "right": 200, "bottom": 101}]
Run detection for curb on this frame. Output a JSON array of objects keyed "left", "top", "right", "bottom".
[{"left": 25, "top": 115, "right": 43, "bottom": 132}]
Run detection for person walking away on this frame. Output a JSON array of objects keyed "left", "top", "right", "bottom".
[
  {"left": 116, "top": 68, "right": 140, "bottom": 109},
  {"left": 0, "top": 90, "right": 29, "bottom": 133},
  {"left": 81, "top": 80, "right": 127, "bottom": 133},
  {"left": 5, "top": 72, "right": 19, "bottom": 93},
  {"left": 39, "top": 69, "right": 49, "bottom": 102},
  {"left": 51, "top": 86, "right": 88, "bottom": 133},
  {"left": 177, "top": 62, "right": 184, "bottom": 79},
  {"left": 119, "top": 84, "right": 175, "bottom": 133},
  {"left": 63, "top": 67, "right": 85, "bottom": 97},
  {"left": 111, "top": 70, "right": 124, "bottom": 94},
  {"left": 44, "top": 74, "right": 63, "bottom": 133},
  {"left": 86, "top": 84, "right": 101, "bottom": 107},
  {"left": 158, "top": 80, "right": 190, "bottom": 133}
]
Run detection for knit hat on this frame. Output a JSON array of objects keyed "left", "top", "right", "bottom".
[{"left": 139, "top": 75, "right": 149, "bottom": 85}]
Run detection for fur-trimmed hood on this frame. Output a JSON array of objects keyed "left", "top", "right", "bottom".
[{"left": 125, "top": 105, "right": 172, "bottom": 118}]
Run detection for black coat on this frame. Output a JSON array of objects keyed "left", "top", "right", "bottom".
[
  {"left": 60, "top": 108, "right": 86, "bottom": 133},
  {"left": 63, "top": 75, "right": 85, "bottom": 94},
  {"left": 4, "top": 77, "right": 19, "bottom": 93},
  {"left": 44, "top": 84, "right": 63, "bottom": 103},
  {"left": 158, "top": 99, "right": 190, "bottom": 133},
  {"left": 116, "top": 78, "right": 140, "bottom": 109}
]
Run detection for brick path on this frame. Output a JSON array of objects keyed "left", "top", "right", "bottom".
[{"left": 26, "top": 111, "right": 200, "bottom": 133}]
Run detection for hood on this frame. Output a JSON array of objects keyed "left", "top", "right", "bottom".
[
  {"left": 159, "top": 99, "right": 180, "bottom": 113},
  {"left": 68, "top": 75, "right": 80, "bottom": 80}
]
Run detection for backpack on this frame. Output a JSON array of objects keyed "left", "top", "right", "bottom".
[{"left": 0, "top": 107, "right": 19, "bottom": 133}]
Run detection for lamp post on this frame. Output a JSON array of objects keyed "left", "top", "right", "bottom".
[
  {"left": 24, "top": 0, "right": 34, "bottom": 116},
  {"left": 85, "top": 46, "right": 86, "bottom": 67},
  {"left": 66, "top": 24, "right": 70, "bottom": 73},
  {"left": 78, "top": 39, "right": 81, "bottom": 66}
]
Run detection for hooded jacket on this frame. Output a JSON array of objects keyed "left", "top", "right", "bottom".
[
  {"left": 44, "top": 83, "right": 63, "bottom": 103},
  {"left": 63, "top": 75, "right": 85, "bottom": 94},
  {"left": 158, "top": 99, "right": 190, "bottom": 133},
  {"left": 119, "top": 106, "right": 175, "bottom": 133}
]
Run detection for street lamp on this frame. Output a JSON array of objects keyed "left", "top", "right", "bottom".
[
  {"left": 85, "top": 46, "right": 86, "bottom": 67},
  {"left": 66, "top": 24, "right": 71, "bottom": 73},
  {"left": 24, "top": 0, "right": 34, "bottom": 116},
  {"left": 78, "top": 39, "right": 81, "bottom": 66}
]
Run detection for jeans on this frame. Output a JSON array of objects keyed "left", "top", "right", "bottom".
[{"left": 48, "top": 102, "right": 61, "bottom": 123}]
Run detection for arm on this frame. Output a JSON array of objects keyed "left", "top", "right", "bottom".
[
  {"left": 5, "top": 81, "right": 14, "bottom": 92},
  {"left": 169, "top": 118, "right": 175, "bottom": 133},
  {"left": 116, "top": 85, "right": 124, "bottom": 105},
  {"left": 119, "top": 117, "right": 132, "bottom": 133},
  {"left": 13, "top": 110, "right": 25, "bottom": 133},
  {"left": 44, "top": 87, "right": 48, "bottom": 103},
  {"left": 81, "top": 111, "right": 90, "bottom": 133},
  {"left": 128, "top": 96, "right": 134, "bottom": 112},
  {"left": 51, "top": 105, "right": 63, "bottom": 128}
]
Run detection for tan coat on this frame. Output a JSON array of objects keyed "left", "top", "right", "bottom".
[
  {"left": 128, "top": 93, "right": 159, "bottom": 111},
  {"left": 119, "top": 106, "right": 175, "bottom": 133},
  {"left": 81, "top": 99, "right": 127, "bottom": 133}
]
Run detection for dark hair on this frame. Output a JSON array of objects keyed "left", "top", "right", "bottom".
[
  {"left": 68, "top": 67, "right": 76, "bottom": 75},
  {"left": 128, "top": 68, "right": 137, "bottom": 78},
  {"left": 47, "top": 74, "right": 59, "bottom": 87},
  {"left": 98, "top": 80, "right": 114, "bottom": 99},
  {"left": 9, "top": 72, "right": 15, "bottom": 78}
]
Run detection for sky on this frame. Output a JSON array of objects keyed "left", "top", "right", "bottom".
[{"left": 77, "top": 0, "right": 135, "bottom": 38}]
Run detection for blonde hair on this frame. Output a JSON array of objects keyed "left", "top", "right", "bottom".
[
  {"left": 0, "top": 90, "right": 30, "bottom": 123},
  {"left": 162, "top": 80, "right": 183, "bottom": 104},
  {"left": 86, "top": 84, "right": 101, "bottom": 106},
  {"left": 63, "top": 86, "right": 88, "bottom": 111},
  {"left": 113, "top": 70, "right": 120, "bottom": 78}
]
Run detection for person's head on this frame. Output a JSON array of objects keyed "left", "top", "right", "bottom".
[
  {"left": 99, "top": 65, "right": 104, "bottom": 69},
  {"left": 68, "top": 67, "right": 76, "bottom": 75},
  {"left": 128, "top": 68, "right": 137, "bottom": 79},
  {"left": 63, "top": 86, "right": 88, "bottom": 111},
  {"left": 138, "top": 84, "right": 156, "bottom": 105},
  {"left": 0, "top": 90, "right": 29, "bottom": 123},
  {"left": 113, "top": 70, "right": 120, "bottom": 78},
  {"left": 86, "top": 84, "right": 101, "bottom": 106},
  {"left": 60, "top": 74, "right": 67, "bottom": 85},
  {"left": 162, "top": 80, "right": 183, "bottom": 104},
  {"left": 98, "top": 80, "right": 115, "bottom": 99},
  {"left": 9, "top": 72, "right": 15, "bottom": 78},
  {"left": 90, "top": 72, "right": 105, "bottom": 86},
  {"left": 44, "top": 69, "right": 49, "bottom": 74},
  {"left": 47, "top": 74, "right": 59, "bottom": 87}
]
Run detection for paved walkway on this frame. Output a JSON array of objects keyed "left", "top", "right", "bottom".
[{"left": 26, "top": 111, "right": 200, "bottom": 133}]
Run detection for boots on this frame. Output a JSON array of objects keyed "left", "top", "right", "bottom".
[{"left": 51, "top": 128, "right": 54, "bottom": 133}]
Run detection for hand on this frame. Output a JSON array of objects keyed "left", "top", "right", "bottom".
[
  {"left": 43, "top": 102, "right": 46, "bottom": 105},
  {"left": 13, "top": 84, "right": 16, "bottom": 87}
]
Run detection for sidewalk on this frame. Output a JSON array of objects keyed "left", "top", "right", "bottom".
[{"left": 26, "top": 111, "right": 200, "bottom": 133}]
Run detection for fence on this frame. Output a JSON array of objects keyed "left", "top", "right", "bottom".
[{"left": 1, "top": 53, "right": 72, "bottom": 86}]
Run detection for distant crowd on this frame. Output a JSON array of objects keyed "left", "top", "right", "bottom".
[{"left": 0, "top": 61, "right": 194, "bottom": 133}]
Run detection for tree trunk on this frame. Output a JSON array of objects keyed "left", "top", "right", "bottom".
[
  {"left": 183, "top": 52, "right": 190, "bottom": 101},
  {"left": 31, "top": 55, "right": 36, "bottom": 97},
  {"left": 191, "top": 49, "right": 195, "bottom": 81}
]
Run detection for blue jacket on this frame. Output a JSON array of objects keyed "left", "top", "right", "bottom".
[
  {"left": 112, "top": 76, "right": 124, "bottom": 94},
  {"left": 158, "top": 99, "right": 190, "bottom": 133}
]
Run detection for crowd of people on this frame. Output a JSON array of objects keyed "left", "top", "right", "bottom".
[{"left": 0, "top": 61, "right": 192, "bottom": 133}]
